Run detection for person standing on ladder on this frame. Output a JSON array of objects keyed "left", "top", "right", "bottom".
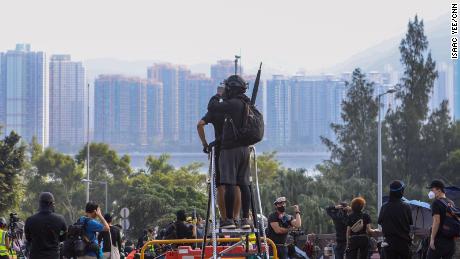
[
  {"left": 197, "top": 84, "right": 242, "bottom": 225},
  {"left": 207, "top": 75, "right": 252, "bottom": 229}
]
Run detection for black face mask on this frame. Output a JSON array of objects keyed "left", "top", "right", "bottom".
[{"left": 277, "top": 206, "right": 286, "bottom": 213}]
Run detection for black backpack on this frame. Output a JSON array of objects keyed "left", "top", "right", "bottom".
[
  {"left": 439, "top": 199, "right": 460, "bottom": 238},
  {"left": 62, "top": 217, "right": 90, "bottom": 257},
  {"left": 163, "top": 222, "right": 177, "bottom": 240},
  {"left": 223, "top": 99, "right": 264, "bottom": 146}
]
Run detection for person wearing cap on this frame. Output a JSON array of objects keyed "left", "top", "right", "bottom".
[
  {"left": 266, "top": 197, "right": 301, "bottom": 259},
  {"left": 197, "top": 84, "right": 242, "bottom": 225},
  {"left": 207, "top": 75, "right": 252, "bottom": 229},
  {"left": 427, "top": 179, "right": 456, "bottom": 259},
  {"left": 24, "top": 192, "right": 67, "bottom": 259},
  {"left": 326, "top": 202, "right": 351, "bottom": 259},
  {"left": 377, "top": 180, "right": 413, "bottom": 259},
  {"left": 0, "top": 217, "right": 10, "bottom": 259}
]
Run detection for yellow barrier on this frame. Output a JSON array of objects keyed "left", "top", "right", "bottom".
[{"left": 140, "top": 237, "right": 278, "bottom": 259}]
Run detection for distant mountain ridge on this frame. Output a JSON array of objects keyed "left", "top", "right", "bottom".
[
  {"left": 330, "top": 14, "right": 451, "bottom": 73},
  {"left": 83, "top": 14, "right": 450, "bottom": 80}
]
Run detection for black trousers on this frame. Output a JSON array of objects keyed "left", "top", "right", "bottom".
[
  {"left": 383, "top": 238, "right": 411, "bottom": 259},
  {"left": 346, "top": 235, "right": 369, "bottom": 259},
  {"left": 427, "top": 237, "right": 456, "bottom": 259},
  {"left": 276, "top": 245, "right": 288, "bottom": 259},
  {"left": 335, "top": 242, "right": 346, "bottom": 259}
]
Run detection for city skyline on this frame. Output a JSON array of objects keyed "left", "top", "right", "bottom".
[{"left": 0, "top": 42, "right": 457, "bottom": 154}]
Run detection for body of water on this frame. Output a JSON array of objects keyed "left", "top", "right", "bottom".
[{"left": 126, "top": 152, "right": 329, "bottom": 174}]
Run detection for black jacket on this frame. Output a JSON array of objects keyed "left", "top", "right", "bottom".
[
  {"left": 98, "top": 225, "right": 122, "bottom": 253},
  {"left": 24, "top": 207, "right": 67, "bottom": 259},
  {"left": 378, "top": 199, "right": 413, "bottom": 243},
  {"left": 326, "top": 206, "right": 348, "bottom": 243}
]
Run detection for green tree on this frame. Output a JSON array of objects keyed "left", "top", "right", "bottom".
[
  {"left": 322, "top": 68, "right": 378, "bottom": 180},
  {"left": 385, "top": 15, "right": 438, "bottom": 185},
  {"left": 0, "top": 130, "right": 26, "bottom": 214},
  {"left": 437, "top": 149, "right": 460, "bottom": 185},
  {"left": 419, "top": 101, "right": 454, "bottom": 182},
  {"left": 23, "top": 147, "right": 85, "bottom": 222},
  {"left": 76, "top": 143, "right": 132, "bottom": 212},
  {"left": 120, "top": 155, "right": 207, "bottom": 237}
]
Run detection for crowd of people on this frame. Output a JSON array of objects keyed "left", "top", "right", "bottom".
[
  {"left": 326, "top": 179, "right": 459, "bottom": 259},
  {"left": 3, "top": 74, "right": 459, "bottom": 259}
]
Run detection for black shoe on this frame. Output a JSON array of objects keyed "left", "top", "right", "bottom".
[
  {"left": 240, "top": 218, "right": 253, "bottom": 229},
  {"left": 220, "top": 219, "right": 236, "bottom": 229}
]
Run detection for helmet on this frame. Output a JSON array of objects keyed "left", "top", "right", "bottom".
[
  {"left": 0, "top": 217, "right": 6, "bottom": 226},
  {"left": 224, "top": 75, "right": 248, "bottom": 94}
]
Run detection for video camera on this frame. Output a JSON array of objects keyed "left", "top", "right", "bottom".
[
  {"left": 280, "top": 214, "right": 293, "bottom": 228},
  {"left": 8, "top": 212, "right": 24, "bottom": 239}
]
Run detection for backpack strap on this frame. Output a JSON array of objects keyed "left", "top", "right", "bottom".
[{"left": 80, "top": 217, "right": 91, "bottom": 243}]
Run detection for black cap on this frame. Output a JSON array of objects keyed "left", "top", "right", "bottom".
[
  {"left": 390, "top": 180, "right": 405, "bottom": 192},
  {"left": 39, "top": 192, "right": 55, "bottom": 203},
  {"left": 427, "top": 180, "right": 445, "bottom": 190}
]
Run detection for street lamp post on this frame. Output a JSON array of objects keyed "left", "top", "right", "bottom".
[
  {"left": 82, "top": 179, "right": 108, "bottom": 212},
  {"left": 86, "top": 83, "right": 90, "bottom": 203},
  {"left": 377, "top": 88, "right": 396, "bottom": 216}
]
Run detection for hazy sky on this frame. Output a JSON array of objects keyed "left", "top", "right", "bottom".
[{"left": 1, "top": 0, "right": 448, "bottom": 73}]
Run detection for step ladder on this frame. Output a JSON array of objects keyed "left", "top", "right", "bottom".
[{"left": 201, "top": 146, "right": 269, "bottom": 259}]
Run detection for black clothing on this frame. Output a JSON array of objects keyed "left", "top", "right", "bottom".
[
  {"left": 276, "top": 245, "right": 288, "bottom": 259},
  {"left": 427, "top": 198, "right": 456, "bottom": 259},
  {"left": 346, "top": 212, "right": 371, "bottom": 236},
  {"left": 334, "top": 242, "right": 346, "bottom": 259},
  {"left": 431, "top": 198, "right": 455, "bottom": 239},
  {"left": 384, "top": 243, "right": 411, "bottom": 259},
  {"left": 266, "top": 212, "right": 293, "bottom": 245},
  {"left": 202, "top": 96, "right": 224, "bottom": 186},
  {"left": 24, "top": 208, "right": 67, "bottom": 259},
  {"left": 98, "top": 225, "right": 122, "bottom": 253},
  {"left": 176, "top": 221, "right": 193, "bottom": 239},
  {"left": 219, "top": 146, "right": 250, "bottom": 185},
  {"left": 427, "top": 236, "right": 456, "bottom": 259},
  {"left": 346, "top": 212, "right": 370, "bottom": 259},
  {"left": 378, "top": 198, "right": 413, "bottom": 258},
  {"left": 346, "top": 235, "right": 369, "bottom": 259},
  {"left": 326, "top": 206, "right": 348, "bottom": 243},
  {"left": 207, "top": 94, "right": 249, "bottom": 150},
  {"left": 202, "top": 96, "right": 224, "bottom": 142}
]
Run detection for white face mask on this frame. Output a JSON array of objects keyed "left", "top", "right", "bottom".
[{"left": 428, "top": 191, "right": 436, "bottom": 200}]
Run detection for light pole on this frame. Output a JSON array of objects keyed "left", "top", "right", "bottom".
[
  {"left": 86, "top": 83, "right": 90, "bottom": 203},
  {"left": 82, "top": 179, "right": 108, "bottom": 212},
  {"left": 377, "top": 87, "right": 396, "bottom": 216}
]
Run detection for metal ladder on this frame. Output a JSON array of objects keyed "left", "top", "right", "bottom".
[{"left": 201, "top": 146, "right": 269, "bottom": 259}]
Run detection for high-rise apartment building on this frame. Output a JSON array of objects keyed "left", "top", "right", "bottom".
[
  {"left": 147, "top": 63, "right": 181, "bottom": 142},
  {"left": 0, "top": 44, "right": 48, "bottom": 146},
  {"left": 94, "top": 75, "right": 149, "bottom": 146},
  {"left": 49, "top": 55, "right": 86, "bottom": 151}
]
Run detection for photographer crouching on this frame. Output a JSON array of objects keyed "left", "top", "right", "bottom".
[
  {"left": 326, "top": 202, "right": 351, "bottom": 259},
  {"left": 266, "top": 197, "right": 301, "bottom": 259}
]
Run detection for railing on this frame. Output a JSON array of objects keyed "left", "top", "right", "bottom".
[{"left": 140, "top": 237, "right": 278, "bottom": 259}]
